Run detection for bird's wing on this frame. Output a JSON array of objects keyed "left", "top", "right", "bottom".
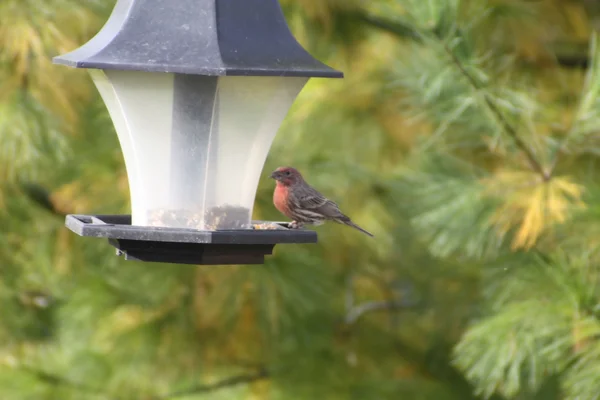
[
  {"left": 295, "top": 186, "right": 345, "bottom": 218},
  {"left": 297, "top": 192, "right": 328, "bottom": 209}
]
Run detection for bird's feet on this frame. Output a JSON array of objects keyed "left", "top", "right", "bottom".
[{"left": 289, "top": 221, "right": 304, "bottom": 229}]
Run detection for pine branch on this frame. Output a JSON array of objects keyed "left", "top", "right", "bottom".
[
  {"left": 439, "top": 42, "right": 549, "bottom": 180},
  {"left": 20, "top": 364, "right": 271, "bottom": 400},
  {"left": 19, "top": 181, "right": 66, "bottom": 216},
  {"left": 344, "top": 273, "right": 415, "bottom": 326},
  {"left": 354, "top": 13, "right": 422, "bottom": 42},
  {"left": 345, "top": 300, "right": 410, "bottom": 325},
  {"left": 357, "top": 11, "right": 549, "bottom": 180},
  {"left": 549, "top": 34, "right": 600, "bottom": 175},
  {"left": 20, "top": 366, "right": 114, "bottom": 399},
  {"left": 158, "top": 368, "right": 269, "bottom": 399}
]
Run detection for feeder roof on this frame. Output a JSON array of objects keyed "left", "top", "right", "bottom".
[{"left": 53, "top": 0, "right": 343, "bottom": 78}]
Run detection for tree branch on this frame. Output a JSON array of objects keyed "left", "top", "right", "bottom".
[
  {"left": 345, "top": 300, "right": 411, "bottom": 325},
  {"left": 158, "top": 368, "right": 269, "bottom": 399},
  {"left": 355, "top": 12, "right": 550, "bottom": 180},
  {"left": 353, "top": 13, "right": 422, "bottom": 42},
  {"left": 21, "top": 364, "right": 270, "bottom": 400},
  {"left": 20, "top": 366, "right": 114, "bottom": 399},
  {"left": 440, "top": 42, "right": 550, "bottom": 180},
  {"left": 344, "top": 273, "right": 415, "bottom": 326},
  {"left": 548, "top": 36, "right": 598, "bottom": 176}
]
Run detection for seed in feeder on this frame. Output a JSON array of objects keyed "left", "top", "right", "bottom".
[
  {"left": 252, "top": 222, "right": 287, "bottom": 230},
  {"left": 204, "top": 205, "right": 251, "bottom": 230},
  {"left": 147, "top": 205, "right": 251, "bottom": 230}
]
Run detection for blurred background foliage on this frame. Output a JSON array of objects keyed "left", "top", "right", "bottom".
[{"left": 1, "top": 0, "right": 600, "bottom": 399}]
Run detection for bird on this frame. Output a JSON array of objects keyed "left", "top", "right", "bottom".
[{"left": 270, "top": 166, "right": 374, "bottom": 237}]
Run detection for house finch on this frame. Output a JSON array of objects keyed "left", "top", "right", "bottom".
[{"left": 270, "top": 167, "right": 374, "bottom": 237}]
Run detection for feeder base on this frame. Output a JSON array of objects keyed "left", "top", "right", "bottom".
[{"left": 65, "top": 214, "right": 317, "bottom": 265}]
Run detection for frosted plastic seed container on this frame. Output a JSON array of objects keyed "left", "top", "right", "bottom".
[{"left": 91, "top": 69, "right": 307, "bottom": 230}]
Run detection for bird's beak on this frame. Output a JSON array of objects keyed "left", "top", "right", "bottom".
[{"left": 269, "top": 171, "right": 277, "bottom": 179}]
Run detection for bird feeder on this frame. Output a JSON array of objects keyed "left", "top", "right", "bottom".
[{"left": 53, "top": 0, "right": 343, "bottom": 265}]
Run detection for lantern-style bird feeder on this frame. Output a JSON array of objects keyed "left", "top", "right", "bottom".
[{"left": 54, "top": 0, "right": 342, "bottom": 265}]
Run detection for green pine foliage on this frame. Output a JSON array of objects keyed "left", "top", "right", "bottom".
[{"left": 2, "top": 0, "right": 600, "bottom": 399}]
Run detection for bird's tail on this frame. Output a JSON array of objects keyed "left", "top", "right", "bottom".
[{"left": 343, "top": 219, "right": 374, "bottom": 237}]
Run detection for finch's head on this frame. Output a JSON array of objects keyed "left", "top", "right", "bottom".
[{"left": 270, "top": 167, "right": 303, "bottom": 186}]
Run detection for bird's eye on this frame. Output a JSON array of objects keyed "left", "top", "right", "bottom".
[{"left": 285, "top": 171, "right": 291, "bottom": 176}]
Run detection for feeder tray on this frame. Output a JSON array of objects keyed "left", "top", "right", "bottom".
[{"left": 65, "top": 215, "right": 317, "bottom": 265}]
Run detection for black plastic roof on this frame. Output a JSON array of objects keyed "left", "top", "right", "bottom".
[{"left": 53, "top": 0, "right": 343, "bottom": 78}]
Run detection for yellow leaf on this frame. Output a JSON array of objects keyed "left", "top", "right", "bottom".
[{"left": 483, "top": 170, "right": 585, "bottom": 250}]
